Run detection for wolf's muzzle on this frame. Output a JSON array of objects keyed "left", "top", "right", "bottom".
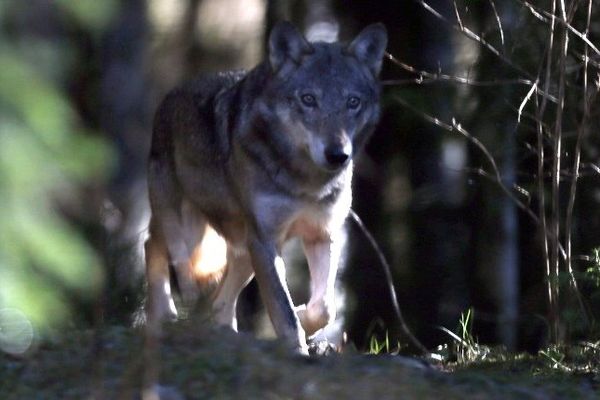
[{"left": 324, "top": 144, "right": 351, "bottom": 169}]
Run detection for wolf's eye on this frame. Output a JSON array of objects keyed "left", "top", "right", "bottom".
[
  {"left": 300, "top": 94, "right": 317, "bottom": 107},
  {"left": 347, "top": 96, "right": 361, "bottom": 110}
]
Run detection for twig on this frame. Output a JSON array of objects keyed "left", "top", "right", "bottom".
[
  {"left": 452, "top": 119, "right": 543, "bottom": 221},
  {"left": 384, "top": 52, "right": 558, "bottom": 103},
  {"left": 453, "top": 0, "right": 464, "bottom": 32},
  {"left": 518, "top": 81, "right": 538, "bottom": 122},
  {"left": 394, "top": 95, "right": 536, "bottom": 219},
  {"left": 348, "top": 209, "right": 430, "bottom": 356},
  {"left": 516, "top": 0, "right": 600, "bottom": 58},
  {"left": 582, "top": 163, "right": 600, "bottom": 175},
  {"left": 382, "top": 77, "right": 537, "bottom": 88},
  {"left": 534, "top": 0, "right": 557, "bottom": 341},
  {"left": 393, "top": 95, "right": 568, "bottom": 260},
  {"left": 564, "top": 0, "right": 594, "bottom": 329},
  {"left": 463, "top": 167, "right": 532, "bottom": 205},
  {"left": 547, "top": 0, "right": 569, "bottom": 343},
  {"left": 570, "top": 50, "right": 600, "bottom": 70},
  {"left": 487, "top": 0, "right": 505, "bottom": 51},
  {"left": 412, "top": 0, "right": 533, "bottom": 79}
]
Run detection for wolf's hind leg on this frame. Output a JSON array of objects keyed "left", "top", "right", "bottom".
[
  {"left": 145, "top": 227, "right": 178, "bottom": 333},
  {"left": 148, "top": 158, "right": 200, "bottom": 305},
  {"left": 211, "top": 248, "right": 254, "bottom": 331},
  {"left": 165, "top": 199, "right": 213, "bottom": 304}
]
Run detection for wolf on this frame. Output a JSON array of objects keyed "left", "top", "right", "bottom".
[{"left": 144, "top": 21, "right": 387, "bottom": 353}]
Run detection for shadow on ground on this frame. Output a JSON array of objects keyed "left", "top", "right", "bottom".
[{"left": 1, "top": 322, "right": 598, "bottom": 399}]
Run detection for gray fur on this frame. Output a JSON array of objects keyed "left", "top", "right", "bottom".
[{"left": 145, "top": 22, "right": 388, "bottom": 353}]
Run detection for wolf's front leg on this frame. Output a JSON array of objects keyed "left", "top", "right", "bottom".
[
  {"left": 247, "top": 233, "right": 308, "bottom": 354},
  {"left": 296, "top": 236, "right": 341, "bottom": 337}
]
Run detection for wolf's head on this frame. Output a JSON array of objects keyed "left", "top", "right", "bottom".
[{"left": 255, "top": 21, "right": 387, "bottom": 175}]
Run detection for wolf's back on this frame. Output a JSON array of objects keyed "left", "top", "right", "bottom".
[{"left": 149, "top": 70, "right": 247, "bottom": 163}]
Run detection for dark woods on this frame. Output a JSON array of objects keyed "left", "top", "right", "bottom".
[{"left": 1, "top": 0, "right": 599, "bottom": 356}]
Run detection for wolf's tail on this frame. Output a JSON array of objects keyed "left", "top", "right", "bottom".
[{"left": 190, "top": 224, "right": 228, "bottom": 285}]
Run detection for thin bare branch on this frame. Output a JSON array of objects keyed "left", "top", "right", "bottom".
[
  {"left": 535, "top": 0, "right": 557, "bottom": 342},
  {"left": 571, "top": 50, "right": 600, "bottom": 70},
  {"left": 348, "top": 209, "right": 430, "bottom": 356},
  {"left": 582, "top": 163, "right": 600, "bottom": 175},
  {"left": 564, "top": 0, "right": 594, "bottom": 329},
  {"left": 381, "top": 77, "right": 534, "bottom": 88},
  {"left": 412, "top": 0, "right": 533, "bottom": 78},
  {"left": 558, "top": 0, "right": 567, "bottom": 20},
  {"left": 394, "top": 97, "right": 515, "bottom": 216},
  {"left": 518, "top": 81, "right": 538, "bottom": 122},
  {"left": 381, "top": 79, "right": 428, "bottom": 86},
  {"left": 393, "top": 95, "right": 568, "bottom": 261},
  {"left": 453, "top": 0, "right": 464, "bottom": 31},
  {"left": 451, "top": 119, "right": 540, "bottom": 219},
  {"left": 384, "top": 52, "right": 558, "bottom": 103},
  {"left": 488, "top": 0, "right": 505, "bottom": 50},
  {"left": 547, "top": 0, "right": 570, "bottom": 343},
  {"left": 517, "top": 0, "right": 600, "bottom": 58},
  {"left": 464, "top": 167, "right": 532, "bottom": 203}
]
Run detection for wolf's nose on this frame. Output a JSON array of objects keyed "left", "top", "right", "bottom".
[{"left": 324, "top": 146, "right": 350, "bottom": 168}]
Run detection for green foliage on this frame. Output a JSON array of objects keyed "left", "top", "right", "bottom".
[
  {"left": 556, "top": 248, "right": 600, "bottom": 340},
  {"left": 0, "top": 1, "right": 115, "bottom": 352},
  {"left": 364, "top": 318, "right": 403, "bottom": 355},
  {"left": 540, "top": 346, "right": 569, "bottom": 371},
  {"left": 368, "top": 331, "right": 391, "bottom": 355},
  {"left": 57, "top": 0, "right": 119, "bottom": 34},
  {"left": 585, "top": 248, "right": 600, "bottom": 288},
  {"left": 438, "top": 308, "right": 491, "bottom": 364}
]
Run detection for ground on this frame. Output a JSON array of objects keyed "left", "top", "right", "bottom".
[{"left": 1, "top": 322, "right": 599, "bottom": 399}]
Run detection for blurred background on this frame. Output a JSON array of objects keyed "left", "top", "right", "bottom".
[{"left": 1, "top": 0, "right": 599, "bottom": 355}]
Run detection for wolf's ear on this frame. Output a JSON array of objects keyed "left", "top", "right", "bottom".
[
  {"left": 269, "top": 21, "right": 313, "bottom": 72},
  {"left": 347, "top": 23, "right": 388, "bottom": 76}
]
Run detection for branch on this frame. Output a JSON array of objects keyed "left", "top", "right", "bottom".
[
  {"left": 348, "top": 210, "right": 430, "bottom": 356},
  {"left": 564, "top": 0, "right": 594, "bottom": 328},
  {"left": 582, "top": 163, "right": 600, "bottom": 175},
  {"left": 393, "top": 94, "right": 567, "bottom": 261},
  {"left": 549, "top": 0, "right": 569, "bottom": 343},
  {"left": 518, "top": 81, "right": 538, "bottom": 122},
  {"left": 412, "top": 0, "right": 533, "bottom": 78},
  {"left": 535, "top": 0, "right": 557, "bottom": 332},
  {"left": 517, "top": 0, "right": 600, "bottom": 58},
  {"left": 384, "top": 52, "right": 558, "bottom": 103},
  {"left": 487, "top": 0, "right": 506, "bottom": 51}
]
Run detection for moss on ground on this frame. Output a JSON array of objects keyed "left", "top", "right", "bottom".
[{"left": 1, "top": 323, "right": 598, "bottom": 399}]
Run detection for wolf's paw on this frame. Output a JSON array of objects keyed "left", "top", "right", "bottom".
[
  {"left": 144, "top": 301, "right": 178, "bottom": 337},
  {"left": 161, "top": 307, "right": 178, "bottom": 323},
  {"left": 147, "top": 289, "right": 178, "bottom": 325},
  {"left": 175, "top": 272, "right": 200, "bottom": 306},
  {"left": 142, "top": 384, "right": 185, "bottom": 400},
  {"left": 295, "top": 301, "right": 334, "bottom": 337},
  {"left": 307, "top": 338, "right": 338, "bottom": 356}
]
